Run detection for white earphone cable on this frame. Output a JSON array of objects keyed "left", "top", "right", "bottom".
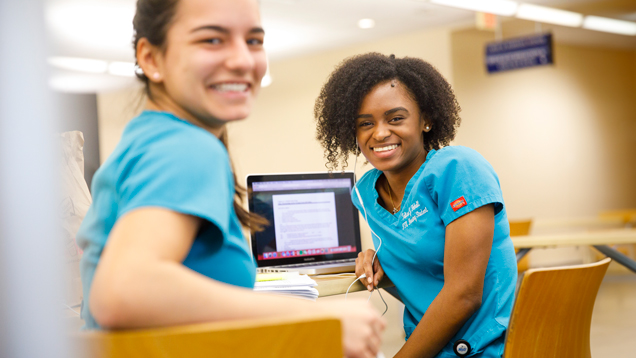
[{"left": 347, "top": 146, "right": 388, "bottom": 316}]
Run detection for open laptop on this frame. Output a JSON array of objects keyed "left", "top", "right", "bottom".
[{"left": 247, "top": 172, "right": 362, "bottom": 275}]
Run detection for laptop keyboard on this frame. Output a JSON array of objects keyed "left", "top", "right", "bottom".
[{"left": 275, "top": 258, "right": 355, "bottom": 269}]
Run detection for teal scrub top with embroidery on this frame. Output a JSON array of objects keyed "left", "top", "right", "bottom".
[
  {"left": 76, "top": 111, "right": 256, "bottom": 330},
  {"left": 352, "top": 146, "right": 517, "bottom": 357}
]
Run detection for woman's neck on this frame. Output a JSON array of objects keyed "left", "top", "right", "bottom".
[
  {"left": 145, "top": 88, "right": 224, "bottom": 138},
  {"left": 383, "top": 149, "right": 428, "bottom": 199}
]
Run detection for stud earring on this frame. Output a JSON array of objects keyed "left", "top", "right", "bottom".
[
  {"left": 152, "top": 73, "right": 160, "bottom": 80},
  {"left": 425, "top": 126, "right": 430, "bottom": 130}
]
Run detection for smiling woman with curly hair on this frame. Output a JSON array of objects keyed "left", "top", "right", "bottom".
[
  {"left": 315, "top": 53, "right": 517, "bottom": 358},
  {"left": 315, "top": 52, "right": 461, "bottom": 172}
]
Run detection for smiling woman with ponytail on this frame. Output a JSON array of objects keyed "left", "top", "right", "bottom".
[{"left": 75, "top": 1, "right": 385, "bottom": 357}]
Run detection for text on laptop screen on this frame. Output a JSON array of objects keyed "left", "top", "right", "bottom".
[{"left": 248, "top": 175, "right": 361, "bottom": 265}]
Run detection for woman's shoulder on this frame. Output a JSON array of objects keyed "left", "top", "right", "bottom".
[
  {"left": 121, "top": 111, "right": 228, "bottom": 161},
  {"left": 427, "top": 145, "right": 487, "bottom": 164},
  {"left": 420, "top": 145, "right": 500, "bottom": 194},
  {"left": 424, "top": 146, "right": 494, "bottom": 174},
  {"left": 419, "top": 146, "right": 497, "bottom": 187},
  {"left": 356, "top": 168, "right": 381, "bottom": 190},
  {"left": 97, "top": 110, "right": 233, "bottom": 186},
  {"left": 132, "top": 111, "right": 224, "bottom": 149}
]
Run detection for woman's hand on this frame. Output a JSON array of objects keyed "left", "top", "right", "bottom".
[
  {"left": 355, "top": 249, "right": 384, "bottom": 292},
  {"left": 321, "top": 300, "right": 386, "bottom": 358}
]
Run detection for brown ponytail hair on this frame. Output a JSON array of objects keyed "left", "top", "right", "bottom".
[
  {"left": 218, "top": 131, "right": 269, "bottom": 232},
  {"left": 132, "top": 0, "right": 268, "bottom": 232}
]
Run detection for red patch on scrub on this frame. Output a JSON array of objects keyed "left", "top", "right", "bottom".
[{"left": 451, "top": 196, "right": 467, "bottom": 212}]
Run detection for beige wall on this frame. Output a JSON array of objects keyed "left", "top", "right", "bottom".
[
  {"left": 451, "top": 29, "right": 636, "bottom": 221},
  {"left": 96, "top": 85, "right": 145, "bottom": 162},
  {"left": 97, "top": 25, "right": 636, "bottom": 233},
  {"left": 227, "top": 26, "right": 453, "bottom": 181}
]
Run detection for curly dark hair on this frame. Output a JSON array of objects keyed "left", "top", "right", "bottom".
[{"left": 315, "top": 52, "right": 461, "bottom": 171}]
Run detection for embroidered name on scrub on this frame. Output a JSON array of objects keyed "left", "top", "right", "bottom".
[{"left": 401, "top": 201, "right": 429, "bottom": 229}]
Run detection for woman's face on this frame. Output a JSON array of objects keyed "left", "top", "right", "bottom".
[
  {"left": 154, "top": 0, "right": 266, "bottom": 132},
  {"left": 356, "top": 80, "right": 430, "bottom": 175}
]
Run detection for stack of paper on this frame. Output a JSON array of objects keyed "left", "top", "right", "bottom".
[{"left": 254, "top": 272, "right": 319, "bottom": 301}]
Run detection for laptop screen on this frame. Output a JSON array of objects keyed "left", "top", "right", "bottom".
[{"left": 247, "top": 172, "right": 362, "bottom": 268}]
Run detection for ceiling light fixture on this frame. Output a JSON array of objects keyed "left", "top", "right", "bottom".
[
  {"left": 48, "top": 57, "right": 108, "bottom": 73},
  {"left": 429, "top": 0, "right": 518, "bottom": 17},
  {"left": 357, "top": 19, "right": 376, "bottom": 29},
  {"left": 48, "top": 73, "right": 136, "bottom": 93},
  {"left": 583, "top": 16, "right": 636, "bottom": 36},
  {"left": 516, "top": 4, "right": 583, "bottom": 27}
]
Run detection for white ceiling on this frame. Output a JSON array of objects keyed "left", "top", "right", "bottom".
[
  {"left": 259, "top": 0, "right": 636, "bottom": 60},
  {"left": 45, "top": 0, "right": 474, "bottom": 63},
  {"left": 44, "top": 0, "right": 636, "bottom": 92},
  {"left": 258, "top": 0, "right": 472, "bottom": 61}
]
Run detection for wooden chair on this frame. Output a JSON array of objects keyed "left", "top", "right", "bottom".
[
  {"left": 73, "top": 314, "right": 343, "bottom": 358},
  {"left": 503, "top": 257, "right": 611, "bottom": 358},
  {"left": 599, "top": 209, "right": 636, "bottom": 227},
  {"left": 509, "top": 219, "right": 532, "bottom": 272}
]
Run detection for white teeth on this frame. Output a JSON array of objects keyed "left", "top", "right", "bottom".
[
  {"left": 373, "top": 144, "right": 398, "bottom": 152},
  {"left": 214, "top": 83, "right": 248, "bottom": 92}
]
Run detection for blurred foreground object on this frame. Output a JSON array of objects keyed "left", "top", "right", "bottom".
[
  {"left": 0, "top": 0, "right": 69, "bottom": 357},
  {"left": 60, "top": 131, "right": 92, "bottom": 308},
  {"left": 73, "top": 314, "right": 342, "bottom": 358}
]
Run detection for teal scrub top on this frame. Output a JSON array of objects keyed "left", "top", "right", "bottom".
[
  {"left": 352, "top": 146, "right": 517, "bottom": 357},
  {"left": 77, "top": 110, "right": 256, "bottom": 330}
]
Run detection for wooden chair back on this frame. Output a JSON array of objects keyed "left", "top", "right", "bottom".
[
  {"left": 509, "top": 220, "right": 532, "bottom": 237},
  {"left": 599, "top": 209, "right": 636, "bottom": 226},
  {"left": 509, "top": 219, "right": 532, "bottom": 272},
  {"left": 73, "top": 314, "right": 342, "bottom": 358},
  {"left": 503, "top": 258, "right": 611, "bottom": 358}
]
